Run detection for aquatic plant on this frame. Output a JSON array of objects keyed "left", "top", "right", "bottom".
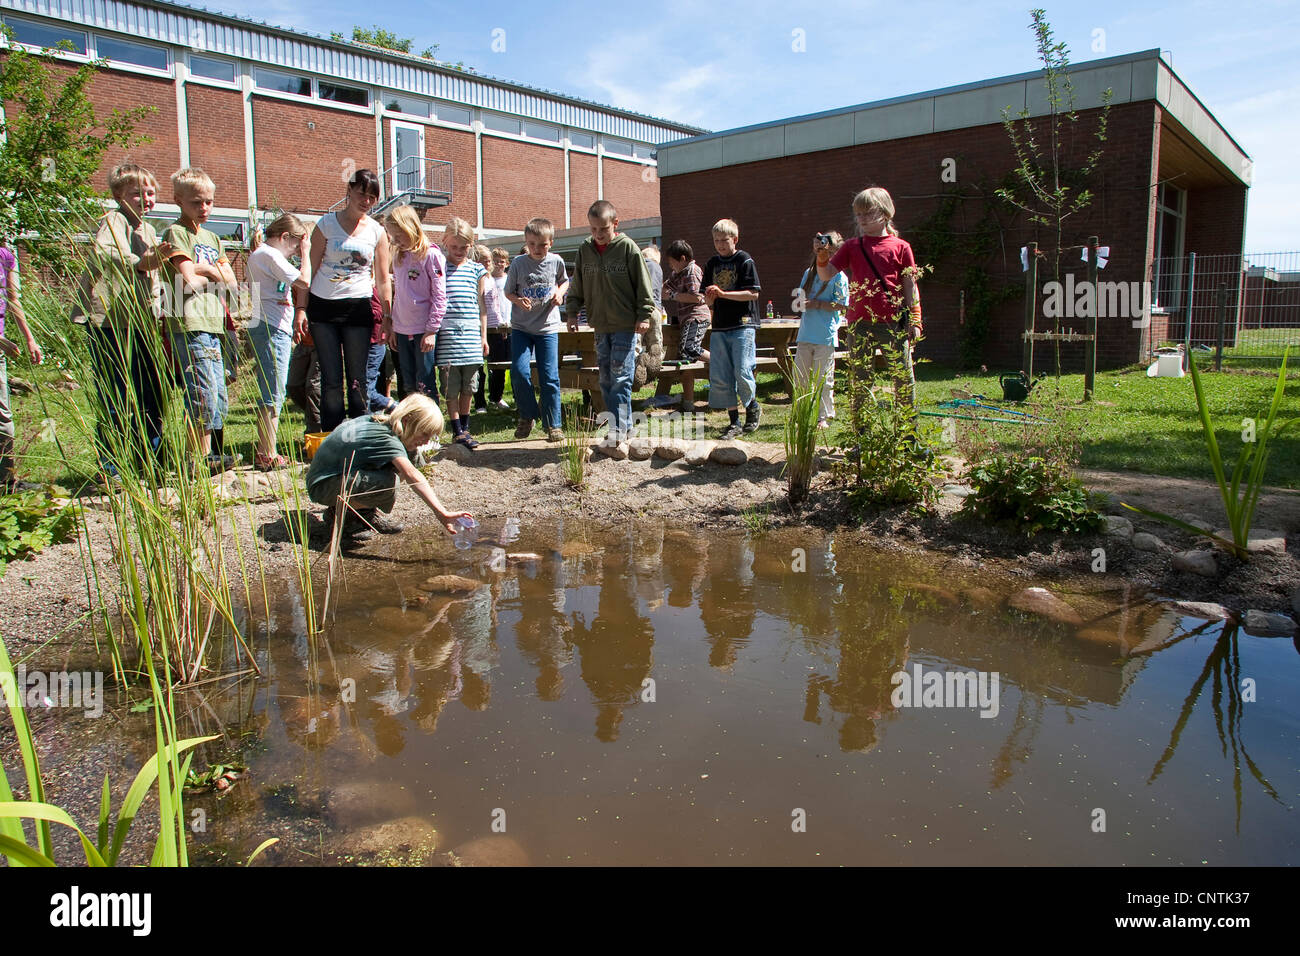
[
  {"left": 782, "top": 373, "right": 824, "bottom": 504},
  {"left": 561, "top": 398, "right": 595, "bottom": 490}
]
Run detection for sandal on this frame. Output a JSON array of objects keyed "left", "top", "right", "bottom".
[{"left": 456, "top": 434, "right": 480, "bottom": 450}]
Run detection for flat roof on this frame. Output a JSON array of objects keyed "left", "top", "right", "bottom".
[{"left": 658, "top": 49, "right": 1251, "bottom": 185}]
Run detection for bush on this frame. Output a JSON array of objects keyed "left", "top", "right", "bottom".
[
  {"left": 962, "top": 454, "right": 1101, "bottom": 535},
  {"left": 0, "top": 489, "right": 77, "bottom": 577}
]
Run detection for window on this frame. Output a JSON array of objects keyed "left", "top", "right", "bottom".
[
  {"left": 483, "top": 113, "right": 521, "bottom": 135},
  {"left": 319, "top": 81, "right": 369, "bottom": 108},
  {"left": 568, "top": 131, "right": 595, "bottom": 150},
  {"left": 524, "top": 121, "right": 560, "bottom": 143},
  {"left": 1152, "top": 182, "right": 1187, "bottom": 311},
  {"left": 603, "top": 138, "right": 633, "bottom": 156},
  {"left": 2, "top": 16, "right": 87, "bottom": 54},
  {"left": 385, "top": 94, "right": 432, "bottom": 118},
  {"left": 205, "top": 218, "right": 247, "bottom": 244},
  {"left": 255, "top": 67, "right": 311, "bottom": 97},
  {"left": 436, "top": 103, "right": 472, "bottom": 126},
  {"left": 95, "top": 35, "right": 168, "bottom": 71},
  {"left": 189, "top": 55, "right": 236, "bottom": 84}
]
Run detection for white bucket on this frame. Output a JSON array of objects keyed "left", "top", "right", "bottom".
[{"left": 1157, "top": 352, "right": 1185, "bottom": 377}]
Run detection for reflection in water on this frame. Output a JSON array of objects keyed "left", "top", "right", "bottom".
[{"left": 180, "top": 519, "right": 1300, "bottom": 866}]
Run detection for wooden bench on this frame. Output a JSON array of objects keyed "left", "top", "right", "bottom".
[{"left": 654, "top": 355, "right": 785, "bottom": 408}]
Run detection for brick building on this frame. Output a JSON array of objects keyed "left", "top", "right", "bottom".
[
  {"left": 658, "top": 50, "right": 1252, "bottom": 371},
  {"left": 0, "top": 0, "right": 701, "bottom": 245}
]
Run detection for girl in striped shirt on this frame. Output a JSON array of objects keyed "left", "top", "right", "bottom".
[{"left": 434, "top": 217, "right": 489, "bottom": 449}]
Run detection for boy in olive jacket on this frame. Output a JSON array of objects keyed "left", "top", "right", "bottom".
[{"left": 565, "top": 200, "right": 655, "bottom": 456}]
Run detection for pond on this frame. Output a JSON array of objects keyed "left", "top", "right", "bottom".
[{"left": 180, "top": 518, "right": 1299, "bottom": 866}]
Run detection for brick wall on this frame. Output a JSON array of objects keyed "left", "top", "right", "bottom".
[
  {"left": 251, "top": 96, "right": 375, "bottom": 215},
  {"left": 569, "top": 151, "right": 598, "bottom": 226},
  {"left": 661, "top": 101, "right": 1181, "bottom": 371},
  {"left": 186, "top": 85, "right": 248, "bottom": 208},
  {"left": 601, "top": 156, "right": 658, "bottom": 221},
  {"left": 481, "top": 137, "right": 565, "bottom": 231}
]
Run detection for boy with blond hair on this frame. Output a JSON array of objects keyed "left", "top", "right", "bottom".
[
  {"left": 161, "top": 167, "right": 239, "bottom": 471},
  {"left": 702, "top": 218, "right": 762, "bottom": 439},
  {"left": 565, "top": 201, "right": 654, "bottom": 458},
  {"left": 73, "top": 162, "right": 174, "bottom": 476},
  {"left": 505, "top": 217, "right": 568, "bottom": 441}
]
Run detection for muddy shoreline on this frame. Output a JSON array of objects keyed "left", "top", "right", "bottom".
[{"left": 2, "top": 440, "right": 1297, "bottom": 865}]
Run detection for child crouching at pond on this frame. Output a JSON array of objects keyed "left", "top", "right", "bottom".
[{"left": 306, "top": 393, "right": 472, "bottom": 542}]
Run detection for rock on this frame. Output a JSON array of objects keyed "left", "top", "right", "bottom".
[
  {"left": 1211, "top": 529, "right": 1286, "bottom": 555},
  {"left": 446, "top": 835, "right": 529, "bottom": 867},
  {"left": 423, "top": 574, "right": 484, "bottom": 593},
  {"left": 593, "top": 440, "right": 629, "bottom": 461},
  {"left": 1008, "top": 587, "right": 1084, "bottom": 626},
  {"left": 1172, "top": 550, "right": 1217, "bottom": 577},
  {"left": 336, "top": 815, "right": 440, "bottom": 860},
  {"left": 960, "top": 587, "right": 1002, "bottom": 611},
  {"left": 940, "top": 484, "right": 974, "bottom": 497},
  {"left": 7, "top": 377, "right": 33, "bottom": 394},
  {"left": 438, "top": 442, "right": 473, "bottom": 463},
  {"left": 1075, "top": 626, "right": 1125, "bottom": 647},
  {"left": 1132, "top": 532, "right": 1166, "bottom": 553},
  {"left": 1293, "top": 587, "right": 1300, "bottom": 617},
  {"left": 1177, "top": 512, "right": 1212, "bottom": 532},
  {"left": 683, "top": 440, "right": 715, "bottom": 466},
  {"left": 506, "top": 552, "right": 543, "bottom": 565},
  {"left": 1166, "top": 601, "right": 1238, "bottom": 624},
  {"left": 653, "top": 439, "right": 688, "bottom": 461},
  {"left": 627, "top": 438, "right": 655, "bottom": 461},
  {"left": 325, "top": 781, "right": 418, "bottom": 827},
  {"left": 1242, "top": 610, "right": 1298, "bottom": 637},
  {"left": 1102, "top": 515, "right": 1133, "bottom": 539},
  {"left": 747, "top": 446, "right": 782, "bottom": 466},
  {"left": 710, "top": 443, "right": 749, "bottom": 466},
  {"left": 154, "top": 487, "right": 181, "bottom": 509},
  {"left": 910, "top": 583, "right": 960, "bottom": 608}
]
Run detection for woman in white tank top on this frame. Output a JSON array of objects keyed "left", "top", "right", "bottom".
[{"left": 295, "top": 169, "right": 392, "bottom": 432}]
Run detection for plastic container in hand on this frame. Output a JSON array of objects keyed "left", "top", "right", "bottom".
[{"left": 453, "top": 516, "right": 478, "bottom": 550}]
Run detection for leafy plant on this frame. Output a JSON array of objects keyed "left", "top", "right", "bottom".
[
  {"left": 962, "top": 453, "right": 1102, "bottom": 535},
  {"left": 1123, "top": 348, "right": 1294, "bottom": 558},
  {"left": 561, "top": 399, "right": 594, "bottom": 490},
  {"left": 0, "top": 489, "right": 77, "bottom": 577}
]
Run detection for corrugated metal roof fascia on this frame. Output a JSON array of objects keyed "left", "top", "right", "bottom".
[
  {"left": 658, "top": 48, "right": 1167, "bottom": 149},
  {"left": 0, "top": 0, "right": 706, "bottom": 140}
]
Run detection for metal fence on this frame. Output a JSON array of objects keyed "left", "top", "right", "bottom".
[{"left": 1154, "top": 251, "right": 1300, "bottom": 364}]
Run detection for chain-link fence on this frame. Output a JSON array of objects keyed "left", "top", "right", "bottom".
[{"left": 1154, "top": 251, "right": 1300, "bottom": 366}]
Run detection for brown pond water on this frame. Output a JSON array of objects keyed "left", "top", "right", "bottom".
[{"left": 178, "top": 518, "right": 1298, "bottom": 866}]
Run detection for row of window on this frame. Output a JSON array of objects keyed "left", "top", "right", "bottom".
[{"left": 2, "top": 14, "right": 657, "bottom": 158}]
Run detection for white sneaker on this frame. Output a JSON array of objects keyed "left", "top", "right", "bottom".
[{"left": 495, "top": 399, "right": 511, "bottom": 410}]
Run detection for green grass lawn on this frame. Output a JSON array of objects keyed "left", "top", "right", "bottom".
[{"left": 9, "top": 352, "right": 1298, "bottom": 490}]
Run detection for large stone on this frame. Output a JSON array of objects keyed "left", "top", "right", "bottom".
[
  {"left": 1172, "top": 550, "right": 1217, "bottom": 577},
  {"left": 446, "top": 835, "right": 529, "bottom": 867},
  {"left": 335, "top": 815, "right": 440, "bottom": 860},
  {"left": 593, "top": 440, "right": 629, "bottom": 461},
  {"left": 1132, "top": 532, "right": 1166, "bottom": 553},
  {"left": 506, "top": 552, "right": 543, "bottom": 565},
  {"left": 1102, "top": 515, "right": 1133, "bottom": 539},
  {"left": 627, "top": 438, "right": 655, "bottom": 461},
  {"left": 1177, "top": 512, "right": 1212, "bottom": 532},
  {"left": 7, "top": 376, "right": 33, "bottom": 394},
  {"left": 710, "top": 443, "right": 749, "bottom": 466},
  {"left": 1008, "top": 587, "right": 1083, "bottom": 626},
  {"left": 653, "top": 440, "right": 688, "bottom": 461},
  {"left": 438, "top": 442, "right": 473, "bottom": 463},
  {"left": 1211, "top": 529, "right": 1287, "bottom": 555},
  {"left": 325, "top": 781, "right": 419, "bottom": 827},
  {"left": 940, "top": 484, "right": 974, "bottom": 498},
  {"left": 423, "top": 574, "right": 485, "bottom": 593},
  {"left": 960, "top": 587, "right": 1002, "bottom": 611},
  {"left": 1167, "top": 601, "right": 1238, "bottom": 624},
  {"left": 1242, "top": 610, "right": 1298, "bottom": 637},
  {"left": 683, "top": 440, "right": 715, "bottom": 466}
]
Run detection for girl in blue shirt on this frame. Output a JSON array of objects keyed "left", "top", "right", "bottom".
[{"left": 794, "top": 231, "right": 849, "bottom": 428}]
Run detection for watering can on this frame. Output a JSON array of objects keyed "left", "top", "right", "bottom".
[{"left": 1000, "top": 371, "right": 1033, "bottom": 403}]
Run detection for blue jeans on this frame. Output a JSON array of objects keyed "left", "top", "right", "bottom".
[
  {"left": 85, "top": 322, "right": 166, "bottom": 469},
  {"left": 596, "top": 330, "right": 637, "bottom": 440},
  {"left": 309, "top": 321, "right": 371, "bottom": 431},
  {"left": 708, "top": 326, "right": 756, "bottom": 410},
  {"left": 366, "top": 342, "right": 394, "bottom": 412},
  {"left": 248, "top": 322, "right": 292, "bottom": 413},
  {"left": 393, "top": 332, "right": 439, "bottom": 401},
  {"left": 170, "top": 330, "right": 228, "bottom": 430},
  {"left": 510, "top": 328, "right": 561, "bottom": 429}
]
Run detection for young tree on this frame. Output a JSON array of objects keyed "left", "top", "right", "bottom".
[
  {"left": 997, "top": 9, "right": 1111, "bottom": 384},
  {"left": 0, "top": 29, "right": 154, "bottom": 271}
]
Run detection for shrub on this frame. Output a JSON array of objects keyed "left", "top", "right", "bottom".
[{"left": 963, "top": 454, "right": 1101, "bottom": 535}]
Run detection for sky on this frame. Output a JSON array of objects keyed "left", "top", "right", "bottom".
[{"left": 204, "top": 0, "right": 1298, "bottom": 250}]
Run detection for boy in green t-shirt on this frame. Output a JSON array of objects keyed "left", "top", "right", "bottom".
[{"left": 161, "top": 167, "right": 238, "bottom": 471}]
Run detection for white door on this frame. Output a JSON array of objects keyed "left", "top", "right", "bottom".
[{"left": 390, "top": 122, "right": 425, "bottom": 193}]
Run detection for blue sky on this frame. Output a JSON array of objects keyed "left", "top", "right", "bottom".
[{"left": 210, "top": 0, "right": 1297, "bottom": 250}]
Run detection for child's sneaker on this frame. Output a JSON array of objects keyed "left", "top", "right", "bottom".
[
  {"left": 360, "top": 509, "right": 405, "bottom": 534},
  {"left": 743, "top": 401, "right": 761, "bottom": 433},
  {"left": 720, "top": 422, "right": 743, "bottom": 441},
  {"left": 546, "top": 427, "right": 565, "bottom": 443},
  {"left": 514, "top": 419, "right": 534, "bottom": 439},
  {"left": 816, "top": 418, "right": 830, "bottom": 430},
  {"left": 456, "top": 433, "right": 480, "bottom": 450},
  {"left": 495, "top": 399, "right": 512, "bottom": 410}
]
